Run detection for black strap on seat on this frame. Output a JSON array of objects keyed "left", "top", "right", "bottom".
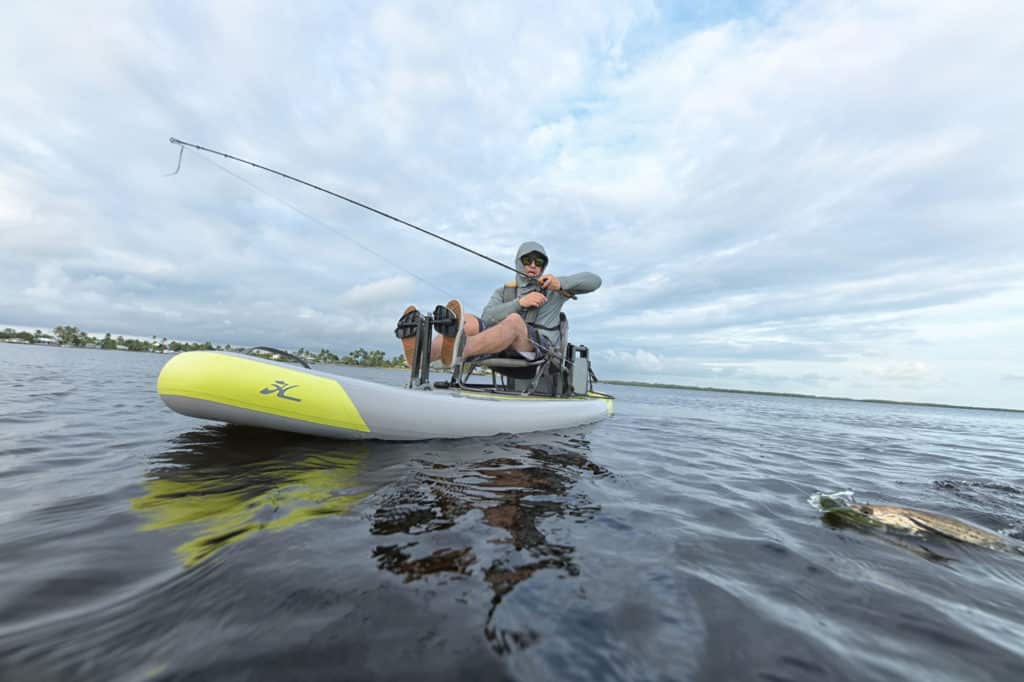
[
  {"left": 501, "top": 283, "right": 537, "bottom": 325},
  {"left": 502, "top": 284, "right": 563, "bottom": 332}
]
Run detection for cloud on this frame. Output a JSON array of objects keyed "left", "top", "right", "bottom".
[
  {"left": 864, "top": 362, "right": 932, "bottom": 382},
  {"left": 338, "top": 276, "right": 416, "bottom": 308},
  {"left": 23, "top": 262, "right": 72, "bottom": 302},
  {"left": 603, "top": 348, "right": 666, "bottom": 372}
]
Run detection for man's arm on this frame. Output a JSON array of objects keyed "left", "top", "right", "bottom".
[
  {"left": 481, "top": 286, "right": 521, "bottom": 325},
  {"left": 558, "top": 272, "right": 602, "bottom": 295}
]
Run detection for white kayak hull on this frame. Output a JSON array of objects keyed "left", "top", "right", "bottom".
[{"left": 157, "top": 351, "right": 613, "bottom": 441}]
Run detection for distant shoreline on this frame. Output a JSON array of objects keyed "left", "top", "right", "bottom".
[
  {"left": 598, "top": 379, "right": 1023, "bottom": 414},
  {"left": 0, "top": 325, "right": 406, "bottom": 369}
]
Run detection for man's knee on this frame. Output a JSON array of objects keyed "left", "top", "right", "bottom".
[{"left": 502, "top": 313, "right": 526, "bottom": 331}]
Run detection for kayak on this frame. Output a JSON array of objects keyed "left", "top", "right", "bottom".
[{"left": 157, "top": 351, "right": 613, "bottom": 441}]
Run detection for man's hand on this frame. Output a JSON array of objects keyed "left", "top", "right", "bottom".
[
  {"left": 537, "top": 274, "right": 561, "bottom": 291},
  {"left": 518, "top": 292, "right": 548, "bottom": 308}
]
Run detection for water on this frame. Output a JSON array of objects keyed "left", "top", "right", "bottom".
[{"left": 1, "top": 343, "right": 1022, "bottom": 681}]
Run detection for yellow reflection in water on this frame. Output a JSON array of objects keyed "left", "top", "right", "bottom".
[{"left": 133, "top": 451, "right": 368, "bottom": 567}]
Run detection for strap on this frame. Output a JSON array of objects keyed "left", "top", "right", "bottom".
[
  {"left": 503, "top": 283, "right": 538, "bottom": 324},
  {"left": 502, "top": 283, "right": 566, "bottom": 329}
]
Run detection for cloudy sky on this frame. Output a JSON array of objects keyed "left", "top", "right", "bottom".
[{"left": 3, "top": 1, "right": 1022, "bottom": 409}]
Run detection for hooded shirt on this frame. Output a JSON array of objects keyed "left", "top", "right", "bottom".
[{"left": 481, "top": 241, "right": 601, "bottom": 350}]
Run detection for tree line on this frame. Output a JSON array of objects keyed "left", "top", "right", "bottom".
[
  {"left": 1, "top": 326, "right": 407, "bottom": 367},
  {"left": 294, "top": 346, "right": 405, "bottom": 367}
]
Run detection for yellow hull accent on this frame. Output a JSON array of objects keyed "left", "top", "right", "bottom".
[
  {"left": 157, "top": 352, "right": 369, "bottom": 432},
  {"left": 590, "top": 393, "right": 615, "bottom": 416}
]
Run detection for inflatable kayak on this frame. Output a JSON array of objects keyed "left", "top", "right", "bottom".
[{"left": 157, "top": 351, "right": 613, "bottom": 441}]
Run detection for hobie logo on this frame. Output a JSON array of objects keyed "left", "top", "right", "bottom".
[{"left": 260, "top": 380, "right": 302, "bottom": 402}]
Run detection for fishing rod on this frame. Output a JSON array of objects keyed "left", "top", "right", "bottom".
[
  {"left": 168, "top": 137, "right": 575, "bottom": 299},
  {"left": 192, "top": 152, "right": 457, "bottom": 300}
]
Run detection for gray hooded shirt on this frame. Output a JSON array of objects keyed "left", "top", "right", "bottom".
[{"left": 480, "top": 241, "right": 601, "bottom": 350}]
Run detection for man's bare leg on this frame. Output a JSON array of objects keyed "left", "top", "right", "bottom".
[
  {"left": 430, "top": 313, "right": 532, "bottom": 361},
  {"left": 463, "top": 313, "right": 533, "bottom": 357},
  {"left": 430, "top": 313, "right": 482, "bottom": 361}
]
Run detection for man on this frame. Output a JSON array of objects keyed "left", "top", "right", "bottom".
[{"left": 396, "top": 241, "right": 601, "bottom": 367}]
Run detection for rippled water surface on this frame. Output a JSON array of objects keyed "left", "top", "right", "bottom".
[{"left": 2, "top": 344, "right": 1023, "bottom": 681}]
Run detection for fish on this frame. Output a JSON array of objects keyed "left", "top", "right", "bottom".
[{"left": 823, "top": 502, "right": 1016, "bottom": 551}]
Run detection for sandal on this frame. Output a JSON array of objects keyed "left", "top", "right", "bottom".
[
  {"left": 434, "top": 299, "right": 464, "bottom": 367},
  {"left": 395, "top": 306, "right": 421, "bottom": 367},
  {"left": 394, "top": 306, "right": 422, "bottom": 339}
]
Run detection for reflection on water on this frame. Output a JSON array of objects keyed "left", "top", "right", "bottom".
[
  {"left": 130, "top": 425, "right": 609, "bottom": 654},
  {"left": 370, "top": 436, "right": 608, "bottom": 654},
  {"left": 133, "top": 426, "right": 370, "bottom": 566}
]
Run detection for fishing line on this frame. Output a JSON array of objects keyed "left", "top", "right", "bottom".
[
  {"left": 191, "top": 152, "right": 457, "bottom": 299},
  {"left": 168, "top": 137, "right": 575, "bottom": 299}
]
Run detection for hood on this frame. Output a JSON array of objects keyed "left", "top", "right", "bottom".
[{"left": 515, "top": 241, "right": 547, "bottom": 287}]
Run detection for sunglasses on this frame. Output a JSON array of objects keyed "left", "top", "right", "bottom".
[{"left": 520, "top": 254, "right": 547, "bottom": 267}]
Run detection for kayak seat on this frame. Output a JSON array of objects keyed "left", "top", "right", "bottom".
[{"left": 459, "top": 314, "right": 571, "bottom": 395}]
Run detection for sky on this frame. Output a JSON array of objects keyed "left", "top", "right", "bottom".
[{"left": 2, "top": 0, "right": 1022, "bottom": 409}]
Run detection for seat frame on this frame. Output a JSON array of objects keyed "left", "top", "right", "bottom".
[
  {"left": 405, "top": 312, "right": 579, "bottom": 397},
  {"left": 453, "top": 313, "right": 573, "bottom": 397}
]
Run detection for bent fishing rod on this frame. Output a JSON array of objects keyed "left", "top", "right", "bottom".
[{"left": 168, "top": 137, "right": 575, "bottom": 299}]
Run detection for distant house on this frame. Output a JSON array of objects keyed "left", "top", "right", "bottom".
[
  {"left": 36, "top": 335, "right": 59, "bottom": 345},
  {"left": 116, "top": 345, "right": 129, "bottom": 351}
]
